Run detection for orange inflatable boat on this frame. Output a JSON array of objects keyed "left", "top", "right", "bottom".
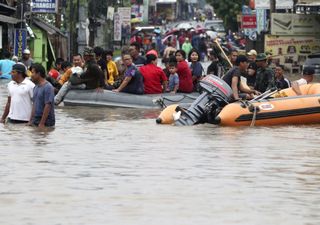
[{"left": 215, "top": 84, "right": 320, "bottom": 126}]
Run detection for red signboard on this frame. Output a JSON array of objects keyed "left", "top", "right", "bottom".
[{"left": 241, "top": 15, "right": 257, "bottom": 29}]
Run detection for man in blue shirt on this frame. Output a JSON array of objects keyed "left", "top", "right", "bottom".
[
  {"left": 0, "top": 51, "right": 15, "bottom": 79},
  {"left": 29, "top": 63, "right": 55, "bottom": 128}
]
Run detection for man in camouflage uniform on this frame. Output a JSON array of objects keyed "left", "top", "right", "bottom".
[{"left": 254, "top": 53, "right": 275, "bottom": 93}]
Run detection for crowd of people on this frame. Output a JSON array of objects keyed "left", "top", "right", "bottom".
[{"left": 0, "top": 38, "right": 316, "bottom": 127}]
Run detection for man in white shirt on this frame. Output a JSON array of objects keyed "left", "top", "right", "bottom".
[
  {"left": 292, "top": 67, "right": 315, "bottom": 95},
  {"left": 0, "top": 64, "right": 35, "bottom": 124}
]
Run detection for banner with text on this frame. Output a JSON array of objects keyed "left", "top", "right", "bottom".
[
  {"left": 265, "top": 35, "right": 320, "bottom": 65},
  {"left": 271, "top": 13, "right": 320, "bottom": 36},
  {"left": 14, "top": 29, "right": 27, "bottom": 58},
  {"left": 241, "top": 15, "right": 257, "bottom": 29},
  {"left": 32, "top": 0, "right": 57, "bottom": 13}
]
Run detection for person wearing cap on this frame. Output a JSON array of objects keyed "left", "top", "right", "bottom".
[
  {"left": 292, "top": 67, "right": 315, "bottom": 95},
  {"left": 29, "top": 63, "right": 55, "bottom": 128},
  {"left": 247, "top": 49, "right": 257, "bottom": 62},
  {"left": 139, "top": 53, "right": 167, "bottom": 94},
  {"left": 275, "top": 65, "right": 290, "bottom": 90},
  {"left": 255, "top": 53, "right": 275, "bottom": 93},
  {"left": 222, "top": 55, "right": 259, "bottom": 101},
  {"left": 19, "top": 49, "right": 33, "bottom": 69},
  {"left": 1, "top": 64, "right": 35, "bottom": 124},
  {"left": 0, "top": 51, "right": 15, "bottom": 79}
]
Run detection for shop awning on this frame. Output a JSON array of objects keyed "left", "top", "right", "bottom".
[
  {"left": 33, "top": 18, "right": 67, "bottom": 37},
  {"left": 0, "top": 14, "right": 19, "bottom": 24}
]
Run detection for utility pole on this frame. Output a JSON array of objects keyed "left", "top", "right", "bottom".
[
  {"left": 270, "top": 0, "right": 276, "bottom": 13},
  {"left": 69, "top": 0, "right": 74, "bottom": 60}
]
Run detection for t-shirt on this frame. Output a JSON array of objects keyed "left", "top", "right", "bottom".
[
  {"left": 295, "top": 78, "right": 307, "bottom": 86},
  {"left": 222, "top": 66, "right": 241, "bottom": 88},
  {"left": 190, "top": 61, "right": 203, "bottom": 78},
  {"left": 139, "top": 63, "right": 167, "bottom": 94},
  {"left": 122, "top": 64, "right": 144, "bottom": 94},
  {"left": 32, "top": 82, "right": 55, "bottom": 126},
  {"left": 276, "top": 77, "right": 290, "bottom": 89},
  {"left": 7, "top": 78, "right": 35, "bottom": 121},
  {"left": 0, "top": 59, "right": 15, "bottom": 79},
  {"left": 19, "top": 58, "right": 33, "bottom": 69},
  {"left": 168, "top": 73, "right": 179, "bottom": 91},
  {"left": 176, "top": 60, "right": 193, "bottom": 93}
]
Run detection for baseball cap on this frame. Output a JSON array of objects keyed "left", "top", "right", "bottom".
[
  {"left": 146, "top": 49, "right": 158, "bottom": 58},
  {"left": 256, "top": 53, "right": 267, "bottom": 61},
  {"left": 12, "top": 63, "right": 27, "bottom": 75},
  {"left": 247, "top": 49, "right": 257, "bottom": 56},
  {"left": 303, "top": 67, "right": 315, "bottom": 75},
  {"left": 83, "top": 46, "right": 95, "bottom": 56}
]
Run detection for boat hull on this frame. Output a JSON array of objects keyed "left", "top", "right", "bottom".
[
  {"left": 217, "top": 94, "right": 320, "bottom": 126},
  {"left": 63, "top": 90, "right": 199, "bottom": 109}
]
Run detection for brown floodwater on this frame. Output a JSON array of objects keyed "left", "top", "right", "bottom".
[{"left": 1, "top": 74, "right": 320, "bottom": 225}]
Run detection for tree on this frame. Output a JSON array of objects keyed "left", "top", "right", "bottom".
[{"left": 207, "top": 0, "right": 249, "bottom": 31}]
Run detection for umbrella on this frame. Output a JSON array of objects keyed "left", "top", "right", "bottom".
[
  {"left": 176, "top": 22, "right": 193, "bottom": 30},
  {"left": 206, "top": 30, "right": 218, "bottom": 39},
  {"left": 162, "top": 34, "right": 174, "bottom": 44},
  {"left": 164, "top": 28, "right": 179, "bottom": 36},
  {"left": 131, "top": 18, "right": 142, "bottom": 23}
]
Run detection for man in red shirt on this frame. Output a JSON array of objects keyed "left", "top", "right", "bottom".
[{"left": 139, "top": 54, "right": 167, "bottom": 94}]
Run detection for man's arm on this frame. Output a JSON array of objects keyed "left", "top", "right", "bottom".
[
  {"left": 0, "top": 97, "right": 11, "bottom": 123},
  {"left": 231, "top": 76, "right": 240, "bottom": 100},
  {"left": 292, "top": 81, "right": 302, "bottom": 95},
  {"left": 113, "top": 76, "right": 132, "bottom": 92},
  {"left": 38, "top": 104, "right": 51, "bottom": 128}
]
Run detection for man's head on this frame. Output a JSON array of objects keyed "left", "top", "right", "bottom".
[
  {"left": 11, "top": 63, "right": 27, "bottom": 82},
  {"left": 105, "top": 49, "right": 114, "bottom": 62},
  {"left": 229, "top": 49, "right": 238, "bottom": 65},
  {"left": 146, "top": 53, "right": 157, "bottom": 65},
  {"left": 72, "top": 53, "right": 83, "bottom": 67},
  {"left": 94, "top": 46, "right": 104, "bottom": 61},
  {"left": 83, "top": 47, "right": 95, "bottom": 62},
  {"left": 247, "top": 49, "right": 257, "bottom": 62},
  {"left": 122, "top": 53, "right": 133, "bottom": 67},
  {"left": 275, "top": 65, "right": 284, "bottom": 79},
  {"left": 22, "top": 49, "right": 31, "bottom": 60},
  {"left": 235, "top": 55, "right": 248, "bottom": 71},
  {"left": 55, "top": 58, "right": 64, "bottom": 70},
  {"left": 255, "top": 53, "right": 268, "bottom": 68},
  {"left": 3, "top": 51, "right": 11, "bottom": 59},
  {"left": 129, "top": 42, "right": 141, "bottom": 58},
  {"left": 61, "top": 61, "right": 72, "bottom": 72},
  {"left": 303, "top": 67, "right": 315, "bottom": 83},
  {"left": 31, "top": 63, "right": 46, "bottom": 84}
]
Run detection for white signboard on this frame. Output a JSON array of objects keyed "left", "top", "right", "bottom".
[
  {"left": 113, "top": 13, "right": 121, "bottom": 41},
  {"left": 107, "top": 7, "right": 114, "bottom": 20},
  {"left": 255, "top": 0, "right": 293, "bottom": 9}
]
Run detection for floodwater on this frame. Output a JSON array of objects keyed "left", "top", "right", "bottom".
[{"left": 1, "top": 78, "right": 320, "bottom": 225}]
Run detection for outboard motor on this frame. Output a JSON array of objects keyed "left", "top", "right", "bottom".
[{"left": 175, "top": 75, "right": 233, "bottom": 126}]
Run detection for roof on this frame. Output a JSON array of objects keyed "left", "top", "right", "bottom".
[
  {"left": 0, "top": 14, "right": 19, "bottom": 24},
  {"left": 33, "top": 18, "right": 67, "bottom": 37}
]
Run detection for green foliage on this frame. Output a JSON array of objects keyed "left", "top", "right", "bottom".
[{"left": 207, "top": 0, "right": 248, "bottom": 31}]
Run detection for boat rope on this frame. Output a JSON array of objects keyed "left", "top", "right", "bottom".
[{"left": 250, "top": 105, "right": 258, "bottom": 127}]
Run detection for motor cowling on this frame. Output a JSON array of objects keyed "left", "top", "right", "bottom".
[{"left": 175, "top": 75, "right": 233, "bottom": 126}]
